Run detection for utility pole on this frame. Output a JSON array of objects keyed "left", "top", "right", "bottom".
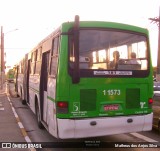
[
  {"left": 0, "top": 26, "right": 4, "bottom": 89},
  {"left": 0, "top": 27, "right": 18, "bottom": 89},
  {"left": 149, "top": 7, "right": 160, "bottom": 81}
]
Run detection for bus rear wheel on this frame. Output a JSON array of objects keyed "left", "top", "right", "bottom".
[
  {"left": 22, "top": 99, "right": 26, "bottom": 105},
  {"left": 35, "top": 103, "right": 44, "bottom": 129}
]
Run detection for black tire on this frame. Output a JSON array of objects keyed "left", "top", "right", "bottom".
[
  {"left": 36, "top": 103, "right": 44, "bottom": 129},
  {"left": 22, "top": 99, "right": 27, "bottom": 105}
]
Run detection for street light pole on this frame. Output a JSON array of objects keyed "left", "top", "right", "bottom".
[
  {"left": 157, "top": 8, "right": 160, "bottom": 76},
  {"left": 0, "top": 27, "right": 19, "bottom": 89},
  {"left": 0, "top": 26, "right": 4, "bottom": 89},
  {"left": 149, "top": 7, "right": 160, "bottom": 81}
]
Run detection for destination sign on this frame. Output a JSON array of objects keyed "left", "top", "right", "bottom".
[{"left": 94, "top": 71, "right": 132, "bottom": 75}]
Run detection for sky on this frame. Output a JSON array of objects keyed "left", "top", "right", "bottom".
[{"left": 0, "top": 0, "right": 159, "bottom": 68}]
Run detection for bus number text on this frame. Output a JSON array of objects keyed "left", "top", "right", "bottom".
[{"left": 103, "top": 89, "right": 121, "bottom": 96}]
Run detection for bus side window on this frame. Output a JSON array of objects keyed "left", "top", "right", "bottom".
[
  {"left": 50, "top": 36, "right": 59, "bottom": 76},
  {"left": 30, "top": 50, "right": 37, "bottom": 74},
  {"left": 19, "top": 59, "right": 24, "bottom": 74},
  {"left": 35, "top": 47, "right": 42, "bottom": 74}
]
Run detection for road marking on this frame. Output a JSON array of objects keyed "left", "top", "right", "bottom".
[
  {"left": 7, "top": 95, "right": 32, "bottom": 143},
  {"left": 6, "top": 93, "right": 36, "bottom": 151},
  {"left": 0, "top": 101, "right": 4, "bottom": 110},
  {"left": 130, "top": 133, "right": 158, "bottom": 142}
]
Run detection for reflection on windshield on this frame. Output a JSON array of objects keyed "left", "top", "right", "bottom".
[{"left": 78, "top": 29, "right": 148, "bottom": 70}]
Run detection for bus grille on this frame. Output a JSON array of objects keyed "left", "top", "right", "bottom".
[
  {"left": 126, "top": 88, "right": 140, "bottom": 109},
  {"left": 80, "top": 89, "right": 96, "bottom": 111}
]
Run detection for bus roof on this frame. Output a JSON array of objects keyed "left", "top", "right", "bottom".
[{"left": 61, "top": 21, "right": 148, "bottom": 34}]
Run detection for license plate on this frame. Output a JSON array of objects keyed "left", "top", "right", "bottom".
[{"left": 104, "top": 104, "right": 119, "bottom": 111}]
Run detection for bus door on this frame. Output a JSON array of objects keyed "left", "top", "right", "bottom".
[
  {"left": 23, "top": 54, "right": 28, "bottom": 103},
  {"left": 26, "top": 59, "right": 30, "bottom": 104},
  {"left": 40, "top": 51, "right": 50, "bottom": 123}
]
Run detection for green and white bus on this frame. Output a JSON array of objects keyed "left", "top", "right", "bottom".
[{"left": 16, "top": 16, "right": 153, "bottom": 139}]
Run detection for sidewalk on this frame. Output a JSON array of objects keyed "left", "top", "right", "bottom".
[{"left": 0, "top": 83, "right": 29, "bottom": 150}]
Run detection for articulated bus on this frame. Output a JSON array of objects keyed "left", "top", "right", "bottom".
[{"left": 16, "top": 16, "right": 153, "bottom": 139}]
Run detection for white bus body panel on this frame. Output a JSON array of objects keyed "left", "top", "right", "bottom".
[
  {"left": 47, "top": 78, "right": 58, "bottom": 137},
  {"left": 29, "top": 75, "right": 40, "bottom": 113},
  {"left": 57, "top": 113, "right": 153, "bottom": 139},
  {"left": 17, "top": 73, "right": 24, "bottom": 98},
  {"left": 43, "top": 91, "right": 48, "bottom": 122}
]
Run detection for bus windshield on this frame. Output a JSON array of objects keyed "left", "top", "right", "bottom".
[{"left": 71, "top": 29, "right": 148, "bottom": 73}]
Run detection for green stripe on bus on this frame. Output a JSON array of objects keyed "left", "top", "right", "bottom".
[
  {"left": 47, "top": 96, "right": 55, "bottom": 102},
  {"left": 29, "top": 86, "right": 39, "bottom": 93}
]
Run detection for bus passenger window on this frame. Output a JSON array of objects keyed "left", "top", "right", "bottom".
[
  {"left": 35, "top": 48, "right": 42, "bottom": 74},
  {"left": 30, "top": 51, "right": 37, "bottom": 74},
  {"left": 50, "top": 37, "right": 59, "bottom": 76}
]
